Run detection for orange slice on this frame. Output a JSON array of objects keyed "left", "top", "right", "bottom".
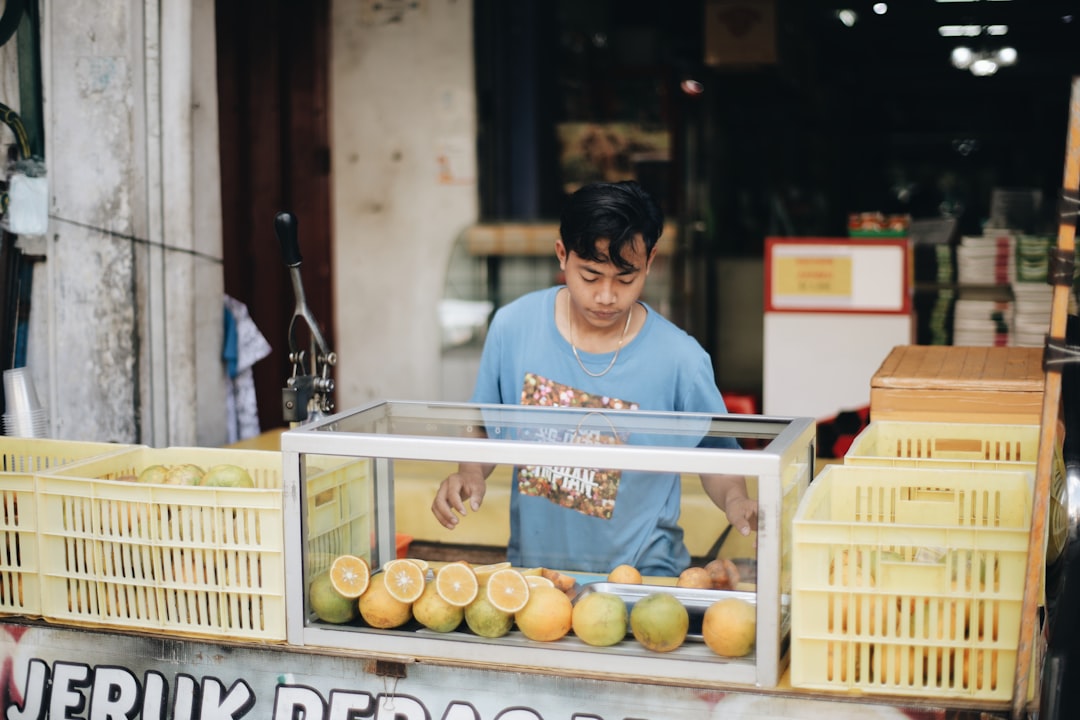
[
  {"left": 382, "top": 558, "right": 426, "bottom": 604},
  {"left": 526, "top": 575, "right": 555, "bottom": 589},
  {"left": 435, "top": 562, "right": 479, "bottom": 607},
  {"left": 472, "top": 561, "right": 512, "bottom": 586},
  {"left": 404, "top": 558, "right": 430, "bottom": 573},
  {"left": 329, "top": 555, "right": 371, "bottom": 599},
  {"left": 485, "top": 567, "right": 530, "bottom": 614}
]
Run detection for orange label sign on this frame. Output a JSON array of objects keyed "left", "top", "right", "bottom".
[{"left": 774, "top": 255, "right": 853, "bottom": 297}]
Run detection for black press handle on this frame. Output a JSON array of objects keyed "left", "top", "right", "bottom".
[{"left": 275, "top": 211, "right": 302, "bottom": 268}]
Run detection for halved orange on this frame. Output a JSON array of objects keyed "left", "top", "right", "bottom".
[
  {"left": 404, "top": 558, "right": 430, "bottom": 573},
  {"left": 329, "top": 554, "right": 371, "bottom": 599},
  {"left": 472, "top": 561, "right": 512, "bottom": 586},
  {"left": 485, "top": 567, "right": 530, "bottom": 614},
  {"left": 435, "top": 562, "right": 479, "bottom": 607},
  {"left": 382, "top": 558, "right": 426, "bottom": 604},
  {"left": 526, "top": 575, "right": 555, "bottom": 589}
]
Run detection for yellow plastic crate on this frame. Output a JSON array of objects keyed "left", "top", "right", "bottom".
[
  {"left": 791, "top": 464, "right": 1033, "bottom": 701},
  {"left": 0, "top": 438, "right": 136, "bottom": 617},
  {"left": 844, "top": 421, "right": 1040, "bottom": 470},
  {"left": 34, "top": 447, "right": 289, "bottom": 642},
  {"left": 303, "top": 456, "right": 374, "bottom": 582},
  {"left": 843, "top": 420, "right": 1068, "bottom": 566}
]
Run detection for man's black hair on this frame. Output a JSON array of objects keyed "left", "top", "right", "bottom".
[{"left": 559, "top": 181, "right": 664, "bottom": 272}]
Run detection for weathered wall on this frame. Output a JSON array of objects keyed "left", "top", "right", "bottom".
[
  {"left": 329, "top": 0, "right": 478, "bottom": 407},
  {"left": 9, "top": 0, "right": 226, "bottom": 446}
]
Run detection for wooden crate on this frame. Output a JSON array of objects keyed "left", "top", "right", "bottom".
[{"left": 870, "top": 346, "right": 1044, "bottom": 425}]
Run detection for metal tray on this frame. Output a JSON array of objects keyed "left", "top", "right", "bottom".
[{"left": 573, "top": 582, "right": 756, "bottom": 642}]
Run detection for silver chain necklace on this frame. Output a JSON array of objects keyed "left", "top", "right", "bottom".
[{"left": 566, "top": 290, "right": 633, "bottom": 378}]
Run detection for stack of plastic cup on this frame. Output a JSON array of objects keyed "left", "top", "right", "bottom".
[{"left": 2, "top": 367, "right": 48, "bottom": 438}]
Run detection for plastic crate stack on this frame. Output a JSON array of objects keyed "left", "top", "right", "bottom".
[{"left": 790, "top": 419, "right": 1051, "bottom": 702}]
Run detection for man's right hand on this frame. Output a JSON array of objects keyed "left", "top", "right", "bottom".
[{"left": 432, "top": 465, "right": 489, "bottom": 529}]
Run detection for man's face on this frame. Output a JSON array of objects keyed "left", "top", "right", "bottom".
[{"left": 557, "top": 234, "right": 655, "bottom": 331}]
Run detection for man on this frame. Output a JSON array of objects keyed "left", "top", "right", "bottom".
[{"left": 432, "top": 181, "right": 756, "bottom": 575}]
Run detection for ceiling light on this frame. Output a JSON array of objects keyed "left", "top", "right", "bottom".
[
  {"left": 970, "top": 58, "right": 999, "bottom": 76},
  {"left": 837, "top": 9, "right": 857, "bottom": 27},
  {"left": 950, "top": 45, "right": 1016, "bottom": 76},
  {"left": 873, "top": 3, "right": 888, "bottom": 14},
  {"left": 951, "top": 46, "right": 974, "bottom": 69},
  {"left": 939, "top": 25, "right": 984, "bottom": 37},
  {"left": 986, "top": 25, "right": 1009, "bottom": 35},
  {"left": 680, "top": 79, "right": 704, "bottom": 96}
]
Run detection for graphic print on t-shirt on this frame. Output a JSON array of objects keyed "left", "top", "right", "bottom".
[{"left": 517, "top": 372, "right": 638, "bottom": 519}]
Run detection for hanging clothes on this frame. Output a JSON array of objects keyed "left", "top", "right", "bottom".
[{"left": 223, "top": 295, "right": 272, "bottom": 444}]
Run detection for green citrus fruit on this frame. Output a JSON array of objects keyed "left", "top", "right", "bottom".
[
  {"left": 464, "top": 594, "right": 513, "bottom": 638},
  {"left": 413, "top": 581, "right": 464, "bottom": 632},
  {"left": 630, "top": 592, "right": 689, "bottom": 653},
  {"left": 309, "top": 570, "right": 358, "bottom": 624},
  {"left": 572, "top": 591, "right": 628, "bottom": 646}
]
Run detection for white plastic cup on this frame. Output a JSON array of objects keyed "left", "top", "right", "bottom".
[{"left": 4, "top": 368, "right": 42, "bottom": 417}]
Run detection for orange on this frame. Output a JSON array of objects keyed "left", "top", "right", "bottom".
[
  {"left": 404, "top": 558, "right": 430, "bottom": 573},
  {"left": 704, "top": 558, "right": 740, "bottom": 590},
  {"left": 472, "top": 561, "right": 511, "bottom": 586},
  {"left": 702, "top": 597, "right": 756, "bottom": 657},
  {"left": 676, "top": 567, "right": 712, "bottom": 589},
  {"left": 485, "top": 567, "right": 530, "bottom": 613},
  {"left": 359, "top": 574, "right": 413, "bottom": 628},
  {"left": 526, "top": 575, "right": 555, "bottom": 589},
  {"left": 515, "top": 586, "right": 573, "bottom": 642},
  {"left": 607, "top": 564, "right": 642, "bottom": 584},
  {"left": 382, "top": 558, "right": 426, "bottom": 604},
  {"left": 413, "top": 581, "right": 464, "bottom": 633},
  {"left": 329, "top": 555, "right": 371, "bottom": 599},
  {"left": 435, "top": 562, "right": 479, "bottom": 607},
  {"left": 542, "top": 569, "right": 576, "bottom": 593}
]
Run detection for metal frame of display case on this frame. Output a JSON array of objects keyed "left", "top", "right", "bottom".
[{"left": 281, "top": 400, "right": 816, "bottom": 688}]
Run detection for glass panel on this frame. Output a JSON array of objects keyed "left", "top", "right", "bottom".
[
  {"left": 304, "top": 454, "right": 374, "bottom": 591},
  {"left": 285, "top": 401, "right": 815, "bottom": 687},
  {"left": 313, "top": 401, "right": 784, "bottom": 451}
]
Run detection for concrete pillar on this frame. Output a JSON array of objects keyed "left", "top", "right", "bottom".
[{"left": 17, "top": 0, "right": 226, "bottom": 446}]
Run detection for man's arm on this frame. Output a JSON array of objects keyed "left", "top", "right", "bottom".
[
  {"left": 700, "top": 473, "right": 757, "bottom": 537},
  {"left": 431, "top": 462, "right": 497, "bottom": 529},
  {"left": 431, "top": 426, "right": 497, "bottom": 529}
]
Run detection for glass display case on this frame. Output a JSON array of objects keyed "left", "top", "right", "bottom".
[{"left": 281, "top": 401, "right": 815, "bottom": 688}]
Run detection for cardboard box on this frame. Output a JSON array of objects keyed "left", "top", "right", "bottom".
[{"left": 870, "top": 345, "right": 1044, "bottom": 424}]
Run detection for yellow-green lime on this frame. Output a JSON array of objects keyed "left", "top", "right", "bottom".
[
  {"left": 572, "top": 591, "right": 628, "bottom": 646},
  {"left": 413, "top": 581, "right": 464, "bottom": 633},
  {"left": 630, "top": 592, "right": 689, "bottom": 653},
  {"left": 464, "top": 594, "right": 513, "bottom": 638},
  {"left": 309, "top": 570, "right": 358, "bottom": 624}
]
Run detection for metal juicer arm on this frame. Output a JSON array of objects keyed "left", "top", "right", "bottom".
[{"left": 274, "top": 211, "right": 336, "bottom": 424}]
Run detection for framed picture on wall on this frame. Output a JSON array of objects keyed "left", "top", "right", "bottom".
[{"left": 556, "top": 122, "right": 670, "bottom": 195}]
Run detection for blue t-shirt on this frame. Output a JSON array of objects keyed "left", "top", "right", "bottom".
[{"left": 470, "top": 286, "right": 736, "bottom": 576}]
